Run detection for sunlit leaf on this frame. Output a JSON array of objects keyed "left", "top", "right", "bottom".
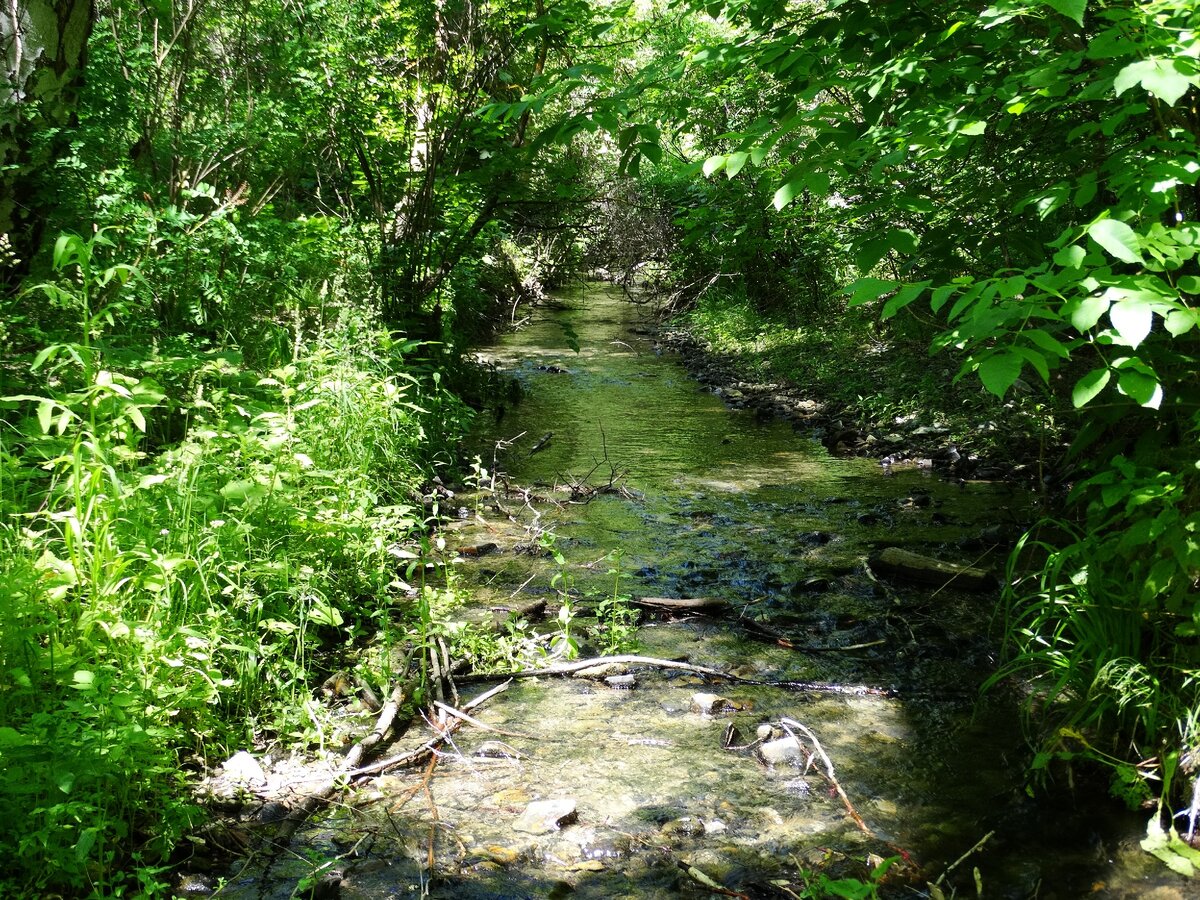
[
  {"left": 1067, "top": 294, "right": 1110, "bottom": 330},
  {"left": 844, "top": 277, "right": 895, "bottom": 307},
  {"left": 725, "top": 151, "right": 749, "bottom": 178},
  {"left": 1053, "top": 244, "right": 1086, "bottom": 269},
  {"left": 1117, "top": 369, "right": 1162, "bottom": 408},
  {"left": 1072, "top": 368, "right": 1110, "bottom": 407},
  {"left": 1109, "top": 297, "right": 1154, "bottom": 348},
  {"left": 1088, "top": 219, "right": 1142, "bottom": 264},
  {"left": 1114, "top": 58, "right": 1197, "bottom": 107},
  {"left": 772, "top": 176, "right": 805, "bottom": 210}
]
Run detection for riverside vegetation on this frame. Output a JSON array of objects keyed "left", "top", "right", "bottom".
[{"left": 1, "top": 0, "right": 1199, "bottom": 895}]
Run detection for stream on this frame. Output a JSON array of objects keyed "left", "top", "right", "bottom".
[{"left": 217, "top": 283, "right": 1187, "bottom": 900}]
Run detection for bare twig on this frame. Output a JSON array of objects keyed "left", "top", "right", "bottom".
[{"left": 780, "top": 717, "right": 874, "bottom": 839}]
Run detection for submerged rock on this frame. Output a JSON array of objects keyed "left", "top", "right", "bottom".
[
  {"left": 757, "top": 736, "right": 803, "bottom": 767},
  {"left": 691, "top": 692, "right": 731, "bottom": 715},
  {"left": 514, "top": 799, "right": 578, "bottom": 834}
]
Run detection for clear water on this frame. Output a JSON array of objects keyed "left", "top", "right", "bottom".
[{"left": 218, "top": 284, "right": 1190, "bottom": 900}]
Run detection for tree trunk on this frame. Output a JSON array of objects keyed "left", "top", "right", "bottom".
[{"left": 1, "top": 0, "right": 96, "bottom": 287}]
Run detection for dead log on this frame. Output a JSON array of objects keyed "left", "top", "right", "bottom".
[
  {"left": 456, "top": 654, "right": 893, "bottom": 697},
  {"left": 632, "top": 596, "right": 727, "bottom": 613},
  {"left": 869, "top": 547, "right": 996, "bottom": 592}
]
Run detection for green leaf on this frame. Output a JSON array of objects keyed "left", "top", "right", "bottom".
[
  {"left": 702, "top": 155, "right": 726, "bottom": 177},
  {"left": 844, "top": 277, "right": 896, "bottom": 307},
  {"left": 882, "top": 281, "right": 931, "bottom": 318},
  {"left": 1067, "top": 294, "right": 1110, "bottom": 330},
  {"left": 1072, "top": 368, "right": 1110, "bottom": 407},
  {"left": 1040, "top": 0, "right": 1086, "bottom": 26},
  {"left": 1088, "top": 219, "right": 1143, "bottom": 264},
  {"left": 126, "top": 404, "right": 147, "bottom": 432},
  {"left": 1053, "top": 244, "right": 1086, "bottom": 269},
  {"left": 1109, "top": 297, "right": 1154, "bottom": 348},
  {"left": 1164, "top": 308, "right": 1198, "bottom": 336},
  {"left": 725, "top": 151, "right": 749, "bottom": 178},
  {"left": 1114, "top": 58, "right": 1197, "bottom": 107},
  {"left": 772, "top": 176, "right": 805, "bottom": 210},
  {"left": 36, "top": 400, "right": 54, "bottom": 434},
  {"left": 1118, "top": 368, "right": 1162, "bottom": 408},
  {"left": 639, "top": 142, "right": 663, "bottom": 165},
  {"left": 978, "top": 351, "right": 1023, "bottom": 398},
  {"left": 1023, "top": 329, "right": 1071, "bottom": 358},
  {"left": 959, "top": 120, "right": 988, "bottom": 136}
]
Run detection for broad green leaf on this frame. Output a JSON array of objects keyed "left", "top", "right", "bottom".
[
  {"left": 1053, "top": 244, "right": 1086, "bottom": 269},
  {"left": 1109, "top": 297, "right": 1154, "bottom": 347},
  {"left": 1040, "top": 0, "right": 1086, "bottom": 26},
  {"left": 1178, "top": 276, "right": 1200, "bottom": 294},
  {"left": 1014, "top": 346, "right": 1050, "bottom": 383},
  {"left": 882, "top": 281, "right": 931, "bottom": 319},
  {"left": 702, "top": 155, "right": 726, "bottom": 177},
  {"left": 978, "top": 351, "right": 1022, "bottom": 398},
  {"left": 959, "top": 120, "right": 988, "bottom": 136},
  {"left": 37, "top": 400, "right": 54, "bottom": 434},
  {"left": 1023, "top": 329, "right": 1071, "bottom": 358},
  {"left": 1118, "top": 369, "right": 1162, "bottom": 408},
  {"left": 1088, "top": 219, "right": 1142, "bottom": 264},
  {"left": 1072, "top": 368, "right": 1110, "bottom": 407},
  {"left": 639, "top": 142, "right": 663, "bottom": 165},
  {"left": 845, "top": 277, "right": 896, "bottom": 307},
  {"left": 1067, "top": 294, "right": 1110, "bottom": 330},
  {"left": 772, "top": 176, "right": 805, "bottom": 210},
  {"left": 725, "top": 151, "right": 749, "bottom": 178},
  {"left": 1164, "top": 308, "right": 1198, "bottom": 336},
  {"left": 126, "top": 404, "right": 146, "bottom": 432},
  {"left": 1114, "top": 58, "right": 1197, "bottom": 107}
]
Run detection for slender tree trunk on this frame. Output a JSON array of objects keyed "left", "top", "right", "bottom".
[{"left": 1, "top": 0, "right": 96, "bottom": 288}]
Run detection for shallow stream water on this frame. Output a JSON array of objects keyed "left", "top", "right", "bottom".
[{"left": 218, "top": 284, "right": 1189, "bottom": 900}]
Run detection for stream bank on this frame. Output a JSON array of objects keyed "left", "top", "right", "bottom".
[
  {"left": 198, "top": 283, "right": 1189, "bottom": 900},
  {"left": 654, "top": 295, "right": 1069, "bottom": 493}
]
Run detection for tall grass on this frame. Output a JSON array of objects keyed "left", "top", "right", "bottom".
[{"left": 0, "top": 233, "right": 471, "bottom": 895}]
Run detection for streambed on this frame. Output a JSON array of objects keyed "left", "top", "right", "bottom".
[{"left": 214, "top": 284, "right": 1186, "bottom": 900}]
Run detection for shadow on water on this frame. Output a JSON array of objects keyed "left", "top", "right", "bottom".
[{"left": 217, "top": 284, "right": 1191, "bottom": 900}]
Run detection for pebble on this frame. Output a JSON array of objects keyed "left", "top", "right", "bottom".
[
  {"left": 605, "top": 674, "right": 636, "bottom": 689},
  {"left": 690, "top": 692, "right": 728, "bottom": 715},
  {"left": 758, "top": 736, "right": 803, "bottom": 767},
  {"left": 514, "top": 798, "right": 578, "bottom": 834},
  {"left": 220, "top": 751, "right": 266, "bottom": 787}
]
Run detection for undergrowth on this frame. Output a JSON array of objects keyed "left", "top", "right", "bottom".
[{"left": 0, "top": 231, "right": 473, "bottom": 896}]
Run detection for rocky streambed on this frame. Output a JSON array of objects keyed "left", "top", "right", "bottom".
[{"left": 194, "top": 283, "right": 1190, "bottom": 900}]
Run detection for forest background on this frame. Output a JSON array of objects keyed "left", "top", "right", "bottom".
[{"left": 1, "top": 0, "right": 1198, "bottom": 894}]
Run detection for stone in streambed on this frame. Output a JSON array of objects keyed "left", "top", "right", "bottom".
[
  {"left": 514, "top": 799, "right": 578, "bottom": 834},
  {"left": 758, "top": 736, "right": 803, "bottom": 767}
]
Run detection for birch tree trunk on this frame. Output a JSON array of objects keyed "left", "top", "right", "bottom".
[{"left": 1, "top": 0, "right": 95, "bottom": 282}]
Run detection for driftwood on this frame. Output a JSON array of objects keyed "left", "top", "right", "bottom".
[
  {"left": 457, "top": 654, "right": 893, "bottom": 697},
  {"left": 272, "top": 680, "right": 511, "bottom": 844},
  {"left": 632, "top": 595, "right": 728, "bottom": 613},
  {"left": 869, "top": 547, "right": 996, "bottom": 592}
]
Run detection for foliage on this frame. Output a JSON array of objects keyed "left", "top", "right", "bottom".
[
  {"left": 0, "top": 228, "right": 471, "bottom": 894},
  {"left": 532, "top": 0, "right": 1200, "bottom": 823}
]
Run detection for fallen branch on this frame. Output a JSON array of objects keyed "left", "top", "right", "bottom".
[
  {"left": 633, "top": 596, "right": 728, "bottom": 613},
  {"left": 456, "top": 654, "right": 894, "bottom": 697},
  {"left": 347, "top": 680, "right": 512, "bottom": 778},
  {"left": 780, "top": 717, "right": 874, "bottom": 839},
  {"left": 272, "top": 680, "right": 511, "bottom": 843}
]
